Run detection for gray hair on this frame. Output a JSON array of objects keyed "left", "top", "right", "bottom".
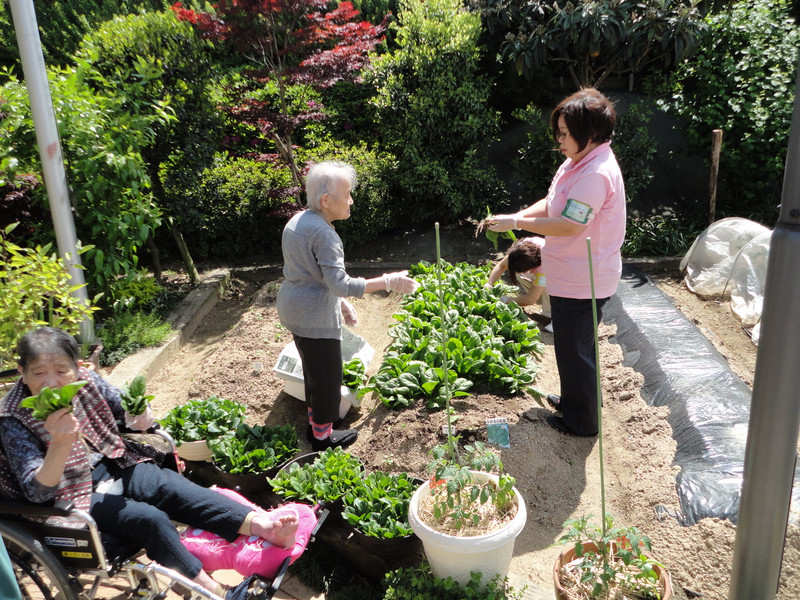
[
  {"left": 305, "top": 161, "right": 357, "bottom": 211},
  {"left": 17, "top": 327, "right": 80, "bottom": 371}
]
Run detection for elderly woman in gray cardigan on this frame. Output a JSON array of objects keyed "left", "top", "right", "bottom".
[{"left": 277, "top": 161, "right": 418, "bottom": 451}]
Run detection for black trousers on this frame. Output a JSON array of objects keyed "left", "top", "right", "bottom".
[
  {"left": 550, "top": 295, "right": 609, "bottom": 435},
  {"left": 293, "top": 335, "right": 342, "bottom": 424},
  {"left": 90, "top": 460, "right": 252, "bottom": 578}
]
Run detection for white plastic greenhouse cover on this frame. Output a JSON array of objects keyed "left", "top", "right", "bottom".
[{"left": 680, "top": 217, "right": 772, "bottom": 343}]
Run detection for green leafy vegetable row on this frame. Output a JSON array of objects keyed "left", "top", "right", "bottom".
[
  {"left": 342, "top": 471, "right": 418, "bottom": 539},
  {"left": 158, "top": 395, "right": 246, "bottom": 444},
  {"left": 361, "top": 261, "right": 543, "bottom": 410},
  {"left": 268, "top": 447, "right": 364, "bottom": 505},
  {"left": 209, "top": 423, "right": 299, "bottom": 475}
]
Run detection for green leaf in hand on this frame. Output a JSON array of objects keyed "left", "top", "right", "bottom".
[
  {"left": 120, "top": 374, "right": 154, "bottom": 416},
  {"left": 21, "top": 380, "right": 88, "bottom": 420}
]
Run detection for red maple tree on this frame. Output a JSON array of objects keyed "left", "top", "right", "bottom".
[{"left": 173, "top": 0, "right": 386, "bottom": 202}]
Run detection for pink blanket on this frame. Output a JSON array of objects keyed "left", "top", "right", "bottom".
[{"left": 180, "top": 487, "right": 316, "bottom": 578}]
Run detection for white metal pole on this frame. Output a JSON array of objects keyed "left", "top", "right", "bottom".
[
  {"left": 8, "top": 0, "right": 94, "bottom": 343},
  {"left": 728, "top": 58, "right": 800, "bottom": 599}
]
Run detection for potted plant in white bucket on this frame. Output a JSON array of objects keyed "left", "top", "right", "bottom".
[
  {"left": 408, "top": 440, "right": 527, "bottom": 586},
  {"left": 407, "top": 223, "right": 527, "bottom": 587}
]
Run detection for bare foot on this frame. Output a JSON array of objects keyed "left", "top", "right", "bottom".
[{"left": 249, "top": 509, "right": 299, "bottom": 549}]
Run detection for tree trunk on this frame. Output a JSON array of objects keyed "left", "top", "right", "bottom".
[
  {"left": 169, "top": 221, "right": 200, "bottom": 284},
  {"left": 145, "top": 233, "right": 163, "bottom": 283}
]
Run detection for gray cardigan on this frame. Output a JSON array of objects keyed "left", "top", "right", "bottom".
[{"left": 276, "top": 209, "right": 367, "bottom": 339}]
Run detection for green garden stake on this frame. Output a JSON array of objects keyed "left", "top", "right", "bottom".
[
  {"left": 434, "top": 223, "right": 456, "bottom": 462},
  {"left": 586, "top": 236, "right": 608, "bottom": 564}
]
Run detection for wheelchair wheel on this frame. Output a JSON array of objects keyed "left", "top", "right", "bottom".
[{"left": 0, "top": 520, "right": 78, "bottom": 600}]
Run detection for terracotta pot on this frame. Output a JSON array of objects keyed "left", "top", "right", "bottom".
[
  {"left": 553, "top": 540, "right": 673, "bottom": 600},
  {"left": 408, "top": 471, "right": 527, "bottom": 588}
]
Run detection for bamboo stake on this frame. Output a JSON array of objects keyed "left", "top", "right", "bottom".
[
  {"left": 586, "top": 237, "right": 607, "bottom": 561},
  {"left": 434, "top": 223, "right": 455, "bottom": 461}
]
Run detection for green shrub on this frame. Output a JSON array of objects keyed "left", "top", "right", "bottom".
[
  {"left": 300, "top": 141, "right": 400, "bottom": 248},
  {"left": 171, "top": 155, "right": 294, "bottom": 259},
  {"left": 0, "top": 224, "right": 99, "bottom": 371},
  {"left": 623, "top": 212, "right": 706, "bottom": 257},
  {"left": 0, "top": 0, "right": 184, "bottom": 69},
  {"left": 367, "top": 0, "right": 508, "bottom": 225},
  {"left": 0, "top": 66, "right": 165, "bottom": 309},
  {"left": 96, "top": 311, "right": 172, "bottom": 366},
  {"left": 511, "top": 105, "right": 562, "bottom": 201},
  {"left": 513, "top": 101, "right": 656, "bottom": 205},
  {"left": 662, "top": 0, "right": 799, "bottom": 223}
]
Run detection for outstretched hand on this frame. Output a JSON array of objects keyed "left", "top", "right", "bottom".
[
  {"left": 487, "top": 215, "right": 517, "bottom": 232},
  {"left": 383, "top": 271, "right": 419, "bottom": 294}
]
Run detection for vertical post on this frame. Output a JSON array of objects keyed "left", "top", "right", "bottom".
[
  {"left": 708, "top": 129, "right": 723, "bottom": 225},
  {"left": 728, "top": 59, "right": 800, "bottom": 600},
  {"left": 8, "top": 0, "right": 94, "bottom": 343}
]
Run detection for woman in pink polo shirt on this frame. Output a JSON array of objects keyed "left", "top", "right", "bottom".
[{"left": 488, "top": 88, "right": 626, "bottom": 437}]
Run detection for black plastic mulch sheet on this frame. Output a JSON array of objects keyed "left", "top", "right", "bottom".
[{"left": 604, "top": 265, "right": 800, "bottom": 525}]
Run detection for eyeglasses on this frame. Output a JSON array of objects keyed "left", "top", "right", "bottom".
[{"left": 556, "top": 130, "right": 570, "bottom": 141}]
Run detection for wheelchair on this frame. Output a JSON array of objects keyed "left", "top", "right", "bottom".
[{"left": 0, "top": 430, "right": 327, "bottom": 600}]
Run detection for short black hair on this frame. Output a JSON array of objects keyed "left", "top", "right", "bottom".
[
  {"left": 550, "top": 88, "right": 616, "bottom": 153},
  {"left": 507, "top": 239, "right": 543, "bottom": 288}
]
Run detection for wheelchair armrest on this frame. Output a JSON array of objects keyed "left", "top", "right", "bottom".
[{"left": 0, "top": 498, "right": 75, "bottom": 517}]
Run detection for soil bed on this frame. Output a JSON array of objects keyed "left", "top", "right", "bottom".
[{"left": 120, "top": 224, "right": 798, "bottom": 599}]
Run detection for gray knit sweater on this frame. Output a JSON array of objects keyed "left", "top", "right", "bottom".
[{"left": 277, "top": 209, "right": 367, "bottom": 339}]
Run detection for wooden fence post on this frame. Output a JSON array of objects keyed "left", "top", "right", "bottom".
[{"left": 709, "top": 129, "right": 723, "bottom": 225}]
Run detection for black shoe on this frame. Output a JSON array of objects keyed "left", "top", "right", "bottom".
[
  {"left": 546, "top": 394, "right": 561, "bottom": 411},
  {"left": 310, "top": 428, "right": 358, "bottom": 451},
  {"left": 546, "top": 415, "right": 597, "bottom": 438},
  {"left": 306, "top": 420, "right": 344, "bottom": 442}
]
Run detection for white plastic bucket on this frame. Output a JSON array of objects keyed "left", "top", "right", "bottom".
[{"left": 408, "top": 471, "right": 527, "bottom": 587}]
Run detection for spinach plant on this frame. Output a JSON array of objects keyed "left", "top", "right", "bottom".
[
  {"left": 267, "top": 447, "right": 364, "bottom": 504},
  {"left": 21, "top": 381, "right": 88, "bottom": 420},
  {"left": 158, "top": 395, "right": 245, "bottom": 444},
  {"left": 361, "top": 260, "right": 543, "bottom": 410},
  {"left": 119, "top": 374, "right": 153, "bottom": 416},
  {"left": 209, "top": 423, "right": 299, "bottom": 475},
  {"left": 342, "top": 472, "right": 417, "bottom": 539},
  {"left": 342, "top": 357, "right": 367, "bottom": 391}
]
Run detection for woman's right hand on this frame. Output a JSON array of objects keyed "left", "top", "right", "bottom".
[
  {"left": 383, "top": 271, "right": 420, "bottom": 294},
  {"left": 44, "top": 407, "right": 80, "bottom": 447}
]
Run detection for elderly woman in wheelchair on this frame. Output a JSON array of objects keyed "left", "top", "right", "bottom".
[{"left": 0, "top": 327, "right": 316, "bottom": 599}]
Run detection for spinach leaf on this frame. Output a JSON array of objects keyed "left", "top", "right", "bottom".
[{"left": 21, "top": 381, "right": 88, "bottom": 420}]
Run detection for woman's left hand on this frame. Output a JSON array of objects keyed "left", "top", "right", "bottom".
[
  {"left": 341, "top": 299, "right": 359, "bottom": 327},
  {"left": 124, "top": 404, "right": 155, "bottom": 432}
]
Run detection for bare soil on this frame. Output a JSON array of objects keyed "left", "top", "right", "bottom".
[{"left": 116, "top": 225, "right": 800, "bottom": 600}]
